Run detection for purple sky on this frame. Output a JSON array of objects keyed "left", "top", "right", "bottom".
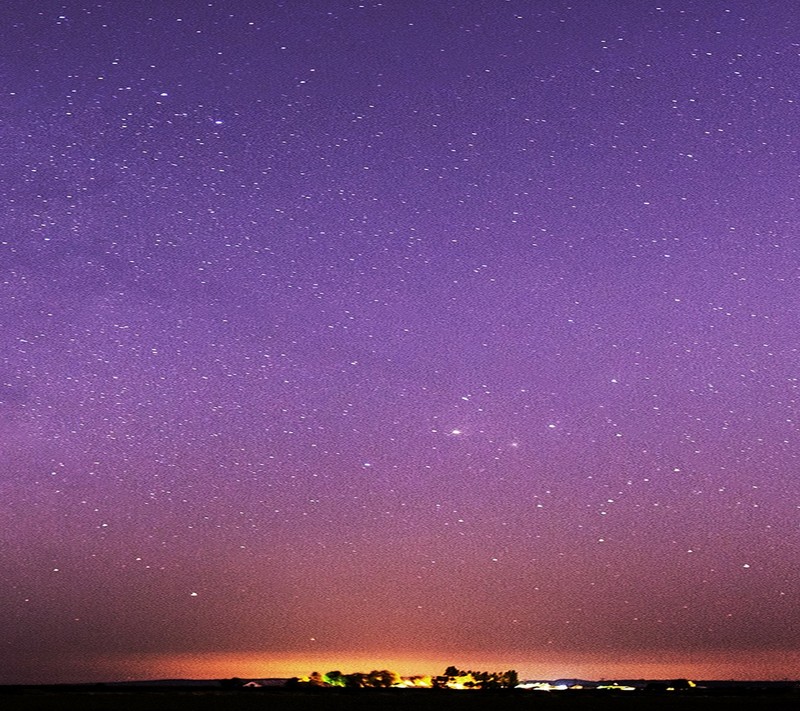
[{"left": 2, "top": 0, "right": 800, "bottom": 683}]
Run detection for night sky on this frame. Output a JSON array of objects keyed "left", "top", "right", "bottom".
[{"left": 3, "top": 0, "right": 800, "bottom": 684}]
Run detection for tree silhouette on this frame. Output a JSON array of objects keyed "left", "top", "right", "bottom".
[
  {"left": 368, "top": 669, "right": 399, "bottom": 687},
  {"left": 324, "top": 671, "right": 346, "bottom": 687}
]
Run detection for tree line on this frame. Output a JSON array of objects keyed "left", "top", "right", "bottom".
[{"left": 285, "top": 666, "right": 519, "bottom": 689}]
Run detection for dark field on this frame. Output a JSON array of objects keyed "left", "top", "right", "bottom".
[{"left": 3, "top": 688, "right": 800, "bottom": 711}]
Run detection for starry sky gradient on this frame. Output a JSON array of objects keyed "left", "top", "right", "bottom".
[{"left": 2, "top": 0, "right": 800, "bottom": 683}]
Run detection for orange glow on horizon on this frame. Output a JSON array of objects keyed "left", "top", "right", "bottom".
[{"left": 80, "top": 648, "right": 800, "bottom": 683}]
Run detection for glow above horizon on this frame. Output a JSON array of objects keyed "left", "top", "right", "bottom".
[{"left": 2, "top": 0, "right": 799, "bottom": 685}]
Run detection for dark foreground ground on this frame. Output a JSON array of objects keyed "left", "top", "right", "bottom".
[{"left": 2, "top": 687, "right": 800, "bottom": 711}]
